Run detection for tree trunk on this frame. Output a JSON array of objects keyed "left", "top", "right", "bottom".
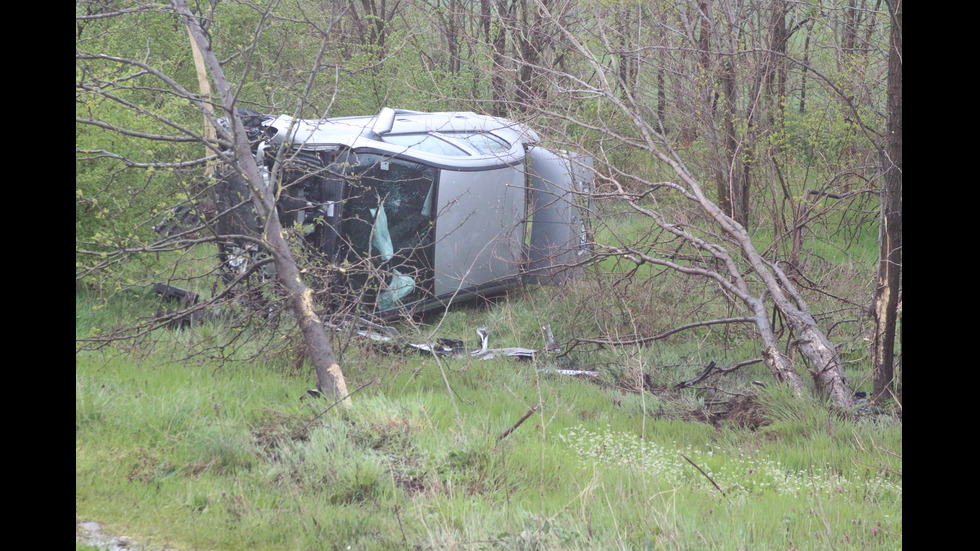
[
  {"left": 515, "top": 0, "right": 545, "bottom": 112},
  {"left": 767, "top": 0, "right": 788, "bottom": 136},
  {"left": 799, "top": 20, "right": 814, "bottom": 113},
  {"left": 615, "top": 4, "right": 638, "bottom": 101},
  {"left": 657, "top": 66, "right": 666, "bottom": 134},
  {"left": 672, "top": 164, "right": 854, "bottom": 407},
  {"left": 174, "top": 0, "right": 351, "bottom": 405},
  {"left": 489, "top": 0, "right": 513, "bottom": 117},
  {"left": 872, "top": 0, "right": 902, "bottom": 406},
  {"left": 749, "top": 298, "right": 806, "bottom": 397},
  {"left": 720, "top": 58, "right": 750, "bottom": 228}
]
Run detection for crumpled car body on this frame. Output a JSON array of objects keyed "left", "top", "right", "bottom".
[{"left": 214, "top": 108, "right": 593, "bottom": 316}]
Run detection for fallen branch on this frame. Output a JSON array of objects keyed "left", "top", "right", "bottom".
[
  {"left": 498, "top": 405, "right": 539, "bottom": 441},
  {"left": 675, "top": 361, "right": 716, "bottom": 389},
  {"left": 565, "top": 317, "right": 756, "bottom": 353}
]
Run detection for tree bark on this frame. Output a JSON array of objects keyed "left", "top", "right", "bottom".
[
  {"left": 767, "top": 0, "right": 788, "bottom": 135},
  {"left": 488, "top": 0, "right": 514, "bottom": 117},
  {"left": 174, "top": 0, "right": 351, "bottom": 405},
  {"left": 872, "top": 0, "right": 902, "bottom": 406},
  {"left": 720, "top": 57, "right": 750, "bottom": 229}
]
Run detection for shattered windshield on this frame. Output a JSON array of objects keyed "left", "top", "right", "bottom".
[{"left": 341, "top": 154, "right": 437, "bottom": 310}]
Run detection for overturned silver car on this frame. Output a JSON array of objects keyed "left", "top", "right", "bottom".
[{"left": 214, "top": 108, "right": 593, "bottom": 316}]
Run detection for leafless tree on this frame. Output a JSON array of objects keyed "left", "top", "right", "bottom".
[
  {"left": 174, "top": 0, "right": 351, "bottom": 404},
  {"left": 77, "top": 1, "right": 352, "bottom": 404},
  {"left": 499, "top": 0, "right": 866, "bottom": 407}
]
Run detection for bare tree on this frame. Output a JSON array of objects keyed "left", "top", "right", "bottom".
[
  {"left": 76, "top": 1, "right": 352, "bottom": 404},
  {"left": 514, "top": 0, "right": 857, "bottom": 406},
  {"left": 174, "top": 0, "right": 350, "bottom": 404}
]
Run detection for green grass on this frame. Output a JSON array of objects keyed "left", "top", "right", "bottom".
[
  {"left": 77, "top": 295, "right": 901, "bottom": 550},
  {"left": 76, "top": 200, "right": 898, "bottom": 550}
]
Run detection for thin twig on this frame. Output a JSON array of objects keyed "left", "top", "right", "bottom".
[
  {"left": 567, "top": 317, "right": 756, "bottom": 350},
  {"left": 681, "top": 453, "right": 727, "bottom": 497},
  {"left": 498, "top": 405, "right": 539, "bottom": 441}
]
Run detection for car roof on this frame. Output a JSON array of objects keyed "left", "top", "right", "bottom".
[{"left": 265, "top": 109, "right": 541, "bottom": 170}]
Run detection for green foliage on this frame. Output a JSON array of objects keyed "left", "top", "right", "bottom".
[{"left": 76, "top": 5, "right": 210, "bottom": 290}]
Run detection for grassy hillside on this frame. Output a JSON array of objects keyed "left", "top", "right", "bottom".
[{"left": 76, "top": 284, "right": 901, "bottom": 550}]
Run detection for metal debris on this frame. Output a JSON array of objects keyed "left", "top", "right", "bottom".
[{"left": 324, "top": 319, "right": 595, "bottom": 375}]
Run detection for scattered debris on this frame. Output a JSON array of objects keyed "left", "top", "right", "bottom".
[
  {"left": 536, "top": 369, "right": 599, "bottom": 377},
  {"left": 152, "top": 294, "right": 598, "bottom": 376},
  {"left": 324, "top": 317, "right": 598, "bottom": 376},
  {"left": 471, "top": 327, "right": 536, "bottom": 361},
  {"left": 152, "top": 203, "right": 204, "bottom": 240},
  {"left": 324, "top": 319, "right": 538, "bottom": 361},
  {"left": 152, "top": 283, "right": 220, "bottom": 328},
  {"left": 304, "top": 388, "right": 322, "bottom": 400},
  {"left": 325, "top": 314, "right": 401, "bottom": 342},
  {"left": 407, "top": 338, "right": 465, "bottom": 356}
]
